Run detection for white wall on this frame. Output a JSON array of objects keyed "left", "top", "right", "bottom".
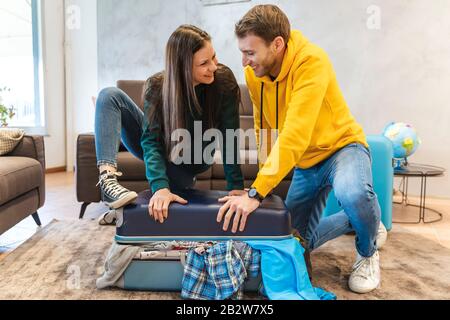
[
  {"left": 64, "top": 0, "right": 98, "bottom": 171},
  {"left": 41, "top": 0, "right": 66, "bottom": 169},
  {"left": 95, "top": 0, "right": 450, "bottom": 198},
  {"left": 97, "top": 0, "right": 201, "bottom": 88}
]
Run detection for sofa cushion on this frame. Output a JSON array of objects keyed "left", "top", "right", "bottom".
[
  {"left": 0, "top": 157, "right": 43, "bottom": 206},
  {"left": 116, "top": 152, "right": 146, "bottom": 181},
  {"left": 239, "top": 84, "right": 254, "bottom": 116},
  {"left": 117, "top": 80, "right": 146, "bottom": 110},
  {"left": 239, "top": 116, "right": 257, "bottom": 150}
]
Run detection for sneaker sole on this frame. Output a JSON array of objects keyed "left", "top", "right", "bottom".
[
  {"left": 106, "top": 191, "right": 138, "bottom": 209},
  {"left": 349, "top": 282, "right": 381, "bottom": 294},
  {"left": 349, "top": 278, "right": 381, "bottom": 294}
]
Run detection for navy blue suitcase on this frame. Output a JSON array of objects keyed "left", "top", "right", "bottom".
[
  {"left": 115, "top": 189, "right": 292, "bottom": 243},
  {"left": 114, "top": 189, "right": 292, "bottom": 291}
]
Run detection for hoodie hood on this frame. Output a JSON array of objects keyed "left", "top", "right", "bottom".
[{"left": 254, "top": 30, "right": 309, "bottom": 84}]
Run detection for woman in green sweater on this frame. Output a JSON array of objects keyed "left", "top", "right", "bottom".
[{"left": 95, "top": 25, "right": 244, "bottom": 224}]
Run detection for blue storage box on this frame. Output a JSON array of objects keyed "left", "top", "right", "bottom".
[{"left": 323, "top": 135, "right": 394, "bottom": 230}]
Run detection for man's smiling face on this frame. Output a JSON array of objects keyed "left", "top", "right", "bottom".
[{"left": 238, "top": 34, "right": 278, "bottom": 78}]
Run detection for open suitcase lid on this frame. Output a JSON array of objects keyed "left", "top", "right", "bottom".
[{"left": 115, "top": 189, "right": 292, "bottom": 243}]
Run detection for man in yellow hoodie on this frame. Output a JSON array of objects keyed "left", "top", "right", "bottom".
[{"left": 217, "top": 5, "right": 382, "bottom": 294}]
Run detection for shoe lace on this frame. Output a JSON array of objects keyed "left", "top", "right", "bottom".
[
  {"left": 96, "top": 171, "right": 128, "bottom": 198},
  {"left": 352, "top": 256, "right": 375, "bottom": 280}
]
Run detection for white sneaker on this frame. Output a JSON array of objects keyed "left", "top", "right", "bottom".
[
  {"left": 377, "top": 222, "right": 388, "bottom": 250},
  {"left": 348, "top": 250, "right": 380, "bottom": 294}
]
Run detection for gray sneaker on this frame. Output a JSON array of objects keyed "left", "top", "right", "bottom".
[
  {"left": 97, "top": 171, "right": 138, "bottom": 209},
  {"left": 98, "top": 210, "right": 117, "bottom": 226}
]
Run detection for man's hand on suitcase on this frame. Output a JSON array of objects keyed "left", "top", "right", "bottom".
[
  {"left": 148, "top": 188, "right": 188, "bottom": 223},
  {"left": 228, "top": 189, "right": 249, "bottom": 196},
  {"left": 217, "top": 193, "right": 260, "bottom": 233}
]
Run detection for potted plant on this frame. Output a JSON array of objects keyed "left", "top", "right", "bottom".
[{"left": 0, "top": 87, "right": 16, "bottom": 127}]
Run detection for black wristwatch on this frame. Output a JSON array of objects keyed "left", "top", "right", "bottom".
[{"left": 248, "top": 188, "right": 265, "bottom": 203}]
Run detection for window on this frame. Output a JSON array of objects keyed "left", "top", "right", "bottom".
[{"left": 0, "top": 0, "right": 44, "bottom": 130}]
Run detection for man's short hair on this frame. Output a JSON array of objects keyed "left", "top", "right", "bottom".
[{"left": 235, "top": 5, "right": 291, "bottom": 45}]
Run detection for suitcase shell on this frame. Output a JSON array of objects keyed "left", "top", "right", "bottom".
[
  {"left": 115, "top": 189, "right": 292, "bottom": 244},
  {"left": 119, "top": 231, "right": 264, "bottom": 293},
  {"left": 121, "top": 259, "right": 262, "bottom": 292}
]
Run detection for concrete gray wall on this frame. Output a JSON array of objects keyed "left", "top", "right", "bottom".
[
  {"left": 97, "top": 0, "right": 450, "bottom": 198},
  {"left": 97, "top": 0, "right": 202, "bottom": 87}
]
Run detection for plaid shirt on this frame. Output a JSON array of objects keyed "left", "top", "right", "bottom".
[{"left": 181, "top": 241, "right": 260, "bottom": 300}]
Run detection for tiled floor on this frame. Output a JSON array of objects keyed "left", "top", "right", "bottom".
[{"left": 1, "top": 171, "right": 450, "bottom": 261}]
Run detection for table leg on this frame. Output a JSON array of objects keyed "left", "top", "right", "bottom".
[
  {"left": 422, "top": 176, "right": 443, "bottom": 224},
  {"left": 405, "top": 176, "right": 409, "bottom": 204},
  {"left": 419, "top": 175, "right": 425, "bottom": 222},
  {"left": 393, "top": 176, "right": 421, "bottom": 224},
  {"left": 393, "top": 175, "right": 443, "bottom": 224}
]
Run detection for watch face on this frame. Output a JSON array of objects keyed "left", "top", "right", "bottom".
[{"left": 249, "top": 189, "right": 257, "bottom": 198}]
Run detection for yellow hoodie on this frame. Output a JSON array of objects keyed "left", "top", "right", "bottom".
[{"left": 247, "top": 30, "right": 368, "bottom": 197}]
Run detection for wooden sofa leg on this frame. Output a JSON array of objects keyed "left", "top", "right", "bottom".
[
  {"left": 32, "top": 212, "right": 42, "bottom": 226},
  {"left": 79, "top": 202, "right": 91, "bottom": 219}
]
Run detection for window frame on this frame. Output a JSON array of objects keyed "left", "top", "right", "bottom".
[{"left": 10, "top": 0, "right": 47, "bottom": 135}]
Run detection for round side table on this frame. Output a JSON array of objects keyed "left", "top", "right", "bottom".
[{"left": 393, "top": 163, "right": 446, "bottom": 224}]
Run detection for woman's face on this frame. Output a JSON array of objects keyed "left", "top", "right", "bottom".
[{"left": 192, "top": 41, "right": 218, "bottom": 86}]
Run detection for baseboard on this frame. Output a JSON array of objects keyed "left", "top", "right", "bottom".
[{"left": 45, "top": 167, "right": 66, "bottom": 174}]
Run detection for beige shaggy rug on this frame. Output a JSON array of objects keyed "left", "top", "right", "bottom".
[{"left": 0, "top": 219, "right": 449, "bottom": 300}]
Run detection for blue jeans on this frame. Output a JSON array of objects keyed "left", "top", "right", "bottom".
[
  {"left": 95, "top": 87, "right": 196, "bottom": 190},
  {"left": 285, "top": 143, "right": 381, "bottom": 258}
]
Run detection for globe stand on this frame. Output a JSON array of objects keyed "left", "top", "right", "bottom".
[{"left": 394, "top": 158, "right": 409, "bottom": 170}]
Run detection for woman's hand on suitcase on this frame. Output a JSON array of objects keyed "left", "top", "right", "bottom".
[
  {"left": 217, "top": 193, "right": 260, "bottom": 233},
  {"left": 148, "top": 188, "right": 188, "bottom": 223}
]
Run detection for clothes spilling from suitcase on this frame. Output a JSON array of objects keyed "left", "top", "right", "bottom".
[{"left": 96, "top": 189, "right": 336, "bottom": 300}]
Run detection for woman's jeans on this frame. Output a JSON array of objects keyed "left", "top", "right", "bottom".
[
  {"left": 285, "top": 143, "right": 381, "bottom": 258},
  {"left": 95, "top": 87, "right": 195, "bottom": 190}
]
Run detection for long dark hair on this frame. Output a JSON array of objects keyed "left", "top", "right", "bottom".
[{"left": 144, "top": 25, "right": 240, "bottom": 158}]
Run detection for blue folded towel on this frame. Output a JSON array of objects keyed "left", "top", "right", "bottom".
[{"left": 246, "top": 239, "right": 336, "bottom": 300}]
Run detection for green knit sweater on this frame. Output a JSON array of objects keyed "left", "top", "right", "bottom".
[{"left": 141, "top": 69, "right": 244, "bottom": 193}]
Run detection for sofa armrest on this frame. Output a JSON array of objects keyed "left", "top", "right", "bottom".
[
  {"left": 76, "top": 133, "right": 101, "bottom": 203},
  {"left": 8, "top": 135, "right": 46, "bottom": 207},
  {"left": 9, "top": 135, "right": 46, "bottom": 169}
]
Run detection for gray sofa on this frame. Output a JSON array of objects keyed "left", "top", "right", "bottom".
[
  {"left": 0, "top": 135, "right": 45, "bottom": 235},
  {"left": 76, "top": 81, "right": 293, "bottom": 218}
]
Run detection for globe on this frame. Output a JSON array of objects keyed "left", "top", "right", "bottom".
[{"left": 382, "top": 122, "right": 421, "bottom": 159}]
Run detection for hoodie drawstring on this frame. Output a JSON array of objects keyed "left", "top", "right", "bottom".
[{"left": 276, "top": 82, "right": 279, "bottom": 135}]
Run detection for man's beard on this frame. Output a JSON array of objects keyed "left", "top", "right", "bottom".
[{"left": 256, "top": 57, "right": 277, "bottom": 78}]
